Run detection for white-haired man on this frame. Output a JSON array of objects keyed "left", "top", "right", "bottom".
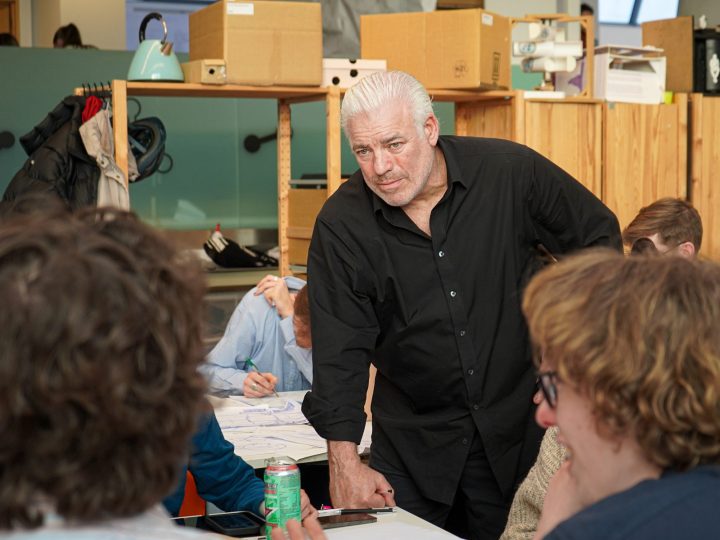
[{"left": 302, "top": 71, "right": 621, "bottom": 539}]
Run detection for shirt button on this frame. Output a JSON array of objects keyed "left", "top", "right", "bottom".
[
  {"left": 450, "top": 290, "right": 457, "bottom": 298},
  {"left": 438, "top": 250, "right": 445, "bottom": 257},
  {"left": 473, "top": 403, "right": 480, "bottom": 411},
  {"left": 467, "top": 369, "right": 474, "bottom": 375},
  {"left": 459, "top": 330, "right": 466, "bottom": 337},
  {"left": 461, "top": 438, "right": 468, "bottom": 445}
]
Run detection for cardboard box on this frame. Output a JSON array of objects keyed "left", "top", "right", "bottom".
[
  {"left": 181, "top": 59, "right": 227, "bottom": 85},
  {"left": 322, "top": 58, "right": 386, "bottom": 88},
  {"left": 642, "top": 17, "right": 693, "bottom": 93},
  {"left": 189, "top": 1, "right": 322, "bottom": 86},
  {"left": 594, "top": 46, "right": 666, "bottom": 104},
  {"left": 360, "top": 8, "right": 510, "bottom": 89}
]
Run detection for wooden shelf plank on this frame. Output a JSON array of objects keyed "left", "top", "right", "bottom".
[
  {"left": 427, "top": 89, "right": 517, "bottom": 102},
  {"left": 122, "top": 82, "right": 329, "bottom": 100}
]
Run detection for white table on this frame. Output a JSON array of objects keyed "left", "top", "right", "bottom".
[
  {"left": 321, "top": 508, "right": 461, "bottom": 539},
  {"left": 239, "top": 508, "right": 459, "bottom": 540}
]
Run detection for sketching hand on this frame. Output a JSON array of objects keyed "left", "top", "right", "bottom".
[
  {"left": 243, "top": 370, "right": 278, "bottom": 398},
  {"left": 300, "top": 489, "right": 318, "bottom": 520},
  {"left": 255, "top": 274, "right": 294, "bottom": 318},
  {"left": 270, "top": 518, "right": 326, "bottom": 540}
]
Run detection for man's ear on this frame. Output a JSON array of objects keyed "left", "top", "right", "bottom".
[
  {"left": 424, "top": 114, "right": 440, "bottom": 146},
  {"left": 677, "top": 241, "right": 696, "bottom": 259}
]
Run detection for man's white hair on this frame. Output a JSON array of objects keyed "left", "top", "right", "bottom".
[{"left": 340, "top": 71, "right": 436, "bottom": 138}]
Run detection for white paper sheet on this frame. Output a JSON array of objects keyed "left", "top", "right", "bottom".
[{"left": 212, "top": 393, "right": 372, "bottom": 465}]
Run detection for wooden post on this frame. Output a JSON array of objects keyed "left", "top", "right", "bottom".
[
  {"left": 277, "top": 100, "right": 292, "bottom": 276},
  {"left": 325, "top": 85, "right": 342, "bottom": 195},
  {"left": 112, "top": 79, "right": 129, "bottom": 189}
]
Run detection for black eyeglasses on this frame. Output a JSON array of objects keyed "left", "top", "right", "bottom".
[{"left": 537, "top": 371, "right": 558, "bottom": 408}]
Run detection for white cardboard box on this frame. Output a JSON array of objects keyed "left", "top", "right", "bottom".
[
  {"left": 594, "top": 45, "right": 666, "bottom": 104},
  {"left": 322, "top": 58, "right": 386, "bottom": 88}
]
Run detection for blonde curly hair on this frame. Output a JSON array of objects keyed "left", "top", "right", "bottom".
[{"left": 523, "top": 248, "right": 720, "bottom": 471}]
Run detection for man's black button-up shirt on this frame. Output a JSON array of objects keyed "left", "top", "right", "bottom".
[{"left": 302, "top": 136, "right": 622, "bottom": 504}]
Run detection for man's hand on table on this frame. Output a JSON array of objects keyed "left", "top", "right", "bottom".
[{"left": 328, "top": 441, "right": 396, "bottom": 509}]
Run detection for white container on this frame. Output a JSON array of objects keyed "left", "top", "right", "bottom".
[
  {"left": 322, "top": 58, "right": 387, "bottom": 88},
  {"left": 594, "top": 45, "right": 666, "bottom": 104}
]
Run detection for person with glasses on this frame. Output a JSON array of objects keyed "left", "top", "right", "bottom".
[
  {"left": 518, "top": 249, "right": 720, "bottom": 539},
  {"left": 501, "top": 197, "right": 705, "bottom": 540}
]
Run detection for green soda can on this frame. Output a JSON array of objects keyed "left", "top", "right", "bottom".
[{"left": 264, "top": 456, "right": 301, "bottom": 537}]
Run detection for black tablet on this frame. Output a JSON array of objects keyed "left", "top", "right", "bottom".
[{"left": 203, "top": 511, "right": 265, "bottom": 537}]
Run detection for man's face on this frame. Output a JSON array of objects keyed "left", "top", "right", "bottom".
[{"left": 346, "top": 100, "right": 439, "bottom": 208}]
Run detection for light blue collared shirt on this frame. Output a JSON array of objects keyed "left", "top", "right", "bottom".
[{"left": 201, "top": 277, "right": 312, "bottom": 393}]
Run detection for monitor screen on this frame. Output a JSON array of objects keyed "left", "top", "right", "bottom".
[
  {"left": 598, "top": 0, "right": 679, "bottom": 25},
  {"left": 636, "top": 0, "right": 680, "bottom": 24},
  {"left": 599, "top": 0, "right": 635, "bottom": 24}
]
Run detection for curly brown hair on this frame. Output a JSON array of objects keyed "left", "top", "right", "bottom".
[
  {"left": 523, "top": 249, "right": 720, "bottom": 471},
  {"left": 0, "top": 209, "right": 207, "bottom": 530}
]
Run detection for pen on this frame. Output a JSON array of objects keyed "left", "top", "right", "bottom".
[
  {"left": 318, "top": 507, "right": 397, "bottom": 517},
  {"left": 245, "top": 357, "right": 280, "bottom": 398}
]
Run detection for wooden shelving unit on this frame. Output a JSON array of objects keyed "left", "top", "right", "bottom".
[
  {"left": 75, "top": 80, "right": 342, "bottom": 280},
  {"left": 80, "top": 81, "right": 698, "bottom": 282}
]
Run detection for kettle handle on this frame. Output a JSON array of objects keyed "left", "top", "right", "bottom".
[{"left": 138, "top": 12, "right": 168, "bottom": 44}]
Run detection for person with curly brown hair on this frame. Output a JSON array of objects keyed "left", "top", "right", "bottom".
[
  {"left": 0, "top": 208, "right": 218, "bottom": 538},
  {"left": 523, "top": 250, "right": 720, "bottom": 539},
  {"left": 500, "top": 197, "right": 706, "bottom": 540}
]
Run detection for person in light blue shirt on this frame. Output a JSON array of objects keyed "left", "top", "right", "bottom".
[{"left": 203, "top": 275, "right": 312, "bottom": 396}]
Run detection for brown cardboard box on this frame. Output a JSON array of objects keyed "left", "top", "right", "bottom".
[
  {"left": 360, "top": 8, "right": 510, "bottom": 89},
  {"left": 181, "top": 59, "right": 227, "bottom": 85},
  {"left": 642, "top": 16, "right": 693, "bottom": 93},
  {"left": 189, "top": 0, "right": 322, "bottom": 86}
]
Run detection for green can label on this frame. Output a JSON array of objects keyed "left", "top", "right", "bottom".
[{"left": 264, "top": 457, "right": 301, "bottom": 537}]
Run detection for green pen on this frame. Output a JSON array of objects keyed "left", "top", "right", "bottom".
[{"left": 245, "top": 357, "right": 280, "bottom": 398}]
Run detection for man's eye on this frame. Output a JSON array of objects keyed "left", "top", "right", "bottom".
[
  {"left": 389, "top": 142, "right": 402, "bottom": 150},
  {"left": 356, "top": 148, "right": 369, "bottom": 156}
]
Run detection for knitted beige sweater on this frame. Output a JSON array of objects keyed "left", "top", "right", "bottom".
[{"left": 500, "top": 427, "right": 566, "bottom": 540}]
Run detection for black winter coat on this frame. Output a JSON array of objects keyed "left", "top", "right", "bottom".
[{"left": 2, "top": 96, "right": 99, "bottom": 212}]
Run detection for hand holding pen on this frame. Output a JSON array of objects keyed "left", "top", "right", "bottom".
[{"left": 243, "top": 357, "right": 280, "bottom": 398}]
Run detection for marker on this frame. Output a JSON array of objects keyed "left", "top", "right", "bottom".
[
  {"left": 318, "top": 508, "right": 397, "bottom": 517},
  {"left": 245, "top": 357, "right": 280, "bottom": 398}
]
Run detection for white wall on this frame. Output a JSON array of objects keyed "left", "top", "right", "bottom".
[{"left": 597, "top": 23, "right": 642, "bottom": 46}]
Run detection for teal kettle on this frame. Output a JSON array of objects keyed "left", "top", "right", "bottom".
[{"left": 127, "top": 12, "right": 184, "bottom": 82}]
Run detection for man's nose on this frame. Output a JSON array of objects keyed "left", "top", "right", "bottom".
[
  {"left": 535, "top": 397, "right": 556, "bottom": 429},
  {"left": 372, "top": 149, "right": 392, "bottom": 177}
]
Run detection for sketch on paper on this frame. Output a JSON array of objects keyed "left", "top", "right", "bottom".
[{"left": 215, "top": 399, "right": 307, "bottom": 429}]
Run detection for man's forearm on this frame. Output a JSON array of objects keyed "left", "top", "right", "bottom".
[{"left": 327, "top": 440, "right": 361, "bottom": 475}]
